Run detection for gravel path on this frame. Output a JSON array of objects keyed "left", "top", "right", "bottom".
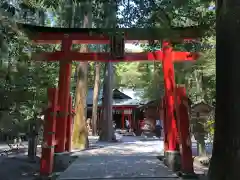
[
  {"left": 58, "top": 136, "right": 178, "bottom": 180},
  {"left": 0, "top": 136, "right": 209, "bottom": 180}
]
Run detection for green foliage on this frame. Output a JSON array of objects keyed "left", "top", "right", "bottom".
[
  {"left": 0, "top": 3, "right": 59, "bottom": 134},
  {"left": 114, "top": 62, "right": 141, "bottom": 88},
  {"left": 0, "top": 0, "right": 216, "bottom": 138}
]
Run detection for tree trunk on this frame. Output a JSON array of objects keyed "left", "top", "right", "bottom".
[
  {"left": 28, "top": 118, "right": 38, "bottom": 161},
  {"left": 192, "top": 70, "right": 207, "bottom": 156},
  {"left": 208, "top": 2, "right": 240, "bottom": 180},
  {"left": 72, "top": 1, "right": 92, "bottom": 149},
  {"left": 98, "top": 1, "right": 117, "bottom": 142},
  {"left": 106, "top": 62, "right": 115, "bottom": 140},
  {"left": 28, "top": 11, "right": 45, "bottom": 159},
  {"left": 99, "top": 62, "right": 115, "bottom": 141},
  {"left": 91, "top": 61, "right": 101, "bottom": 136},
  {"left": 99, "top": 63, "right": 108, "bottom": 141},
  {"left": 197, "top": 136, "right": 206, "bottom": 156}
]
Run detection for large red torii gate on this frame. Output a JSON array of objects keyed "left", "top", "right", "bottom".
[{"left": 18, "top": 23, "right": 203, "bottom": 177}]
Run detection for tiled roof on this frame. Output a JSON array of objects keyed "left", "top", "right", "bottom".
[{"left": 87, "top": 88, "right": 143, "bottom": 106}]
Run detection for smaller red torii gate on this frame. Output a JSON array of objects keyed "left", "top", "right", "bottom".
[{"left": 18, "top": 23, "right": 204, "bottom": 177}]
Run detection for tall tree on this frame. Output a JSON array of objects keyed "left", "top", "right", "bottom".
[
  {"left": 91, "top": 1, "right": 107, "bottom": 136},
  {"left": 91, "top": 56, "right": 101, "bottom": 136},
  {"left": 99, "top": 0, "right": 117, "bottom": 141},
  {"left": 72, "top": 0, "right": 92, "bottom": 149},
  {"left": 208, "top": 0, "right": 240, "bottom": 179},
  {"left": 0, "top": 0, "right": 59, "bottom": 143}
]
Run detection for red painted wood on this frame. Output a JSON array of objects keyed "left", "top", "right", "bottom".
[
  {"left": 33, "top": 51, "right": 199, "bottom": 62},
  {"left": 29, "top": 31, "right": 200, "bottom": 44},
  {"left": 162, "top": 41, "right": 179, "bottom": 152},
  {"left": 176, "top": 87, "right": 194, "bottom": 174},
  {"left": 55, "top": 38, "right": 72, "bottom": 153},
  {"left": 55, "top": 64, "right": 64, "bottom": 153},
  {"left": 40, "top": 88, "right": 58, "bottom": 176},
  {"left": 65, "top": 96, "right": 73, "bottom": 152}
]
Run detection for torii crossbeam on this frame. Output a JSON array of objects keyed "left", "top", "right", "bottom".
[
  {"left": 18, "top": 23, "right": 204, "bottom": 44},
  {"left": 33, "top": 51, "right": 199, "bottom": 62},
  {"left": 17, "top": 23, "right": 205, "bottom": 177}
]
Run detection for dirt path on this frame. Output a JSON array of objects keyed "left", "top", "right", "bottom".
[
  {"left": 58, "top": 136, "right": 177, "bottom": 180},
  {"left": 0, "top": 137, "right": 209, "bottom": 180}
]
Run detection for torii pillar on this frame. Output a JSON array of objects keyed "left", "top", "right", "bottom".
[
  {"left": 175, "top": 86, "right": 195, "bottom": 177},
  {"left": 55, "top": 38, "right": 72, "bottom": 153},
  {"left": 162, "top": 41, "right": 180, "bottom": 171}
]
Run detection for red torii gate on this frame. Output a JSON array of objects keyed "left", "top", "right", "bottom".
[{"left": 18, "top": 23, "right": 203, "bottom": 177}]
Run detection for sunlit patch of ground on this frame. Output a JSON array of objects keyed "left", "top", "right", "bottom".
[
  {"left": 72, "top": 136, "right": 164, "bottom": 157},
  {"left": 58, "top": 136, "right": 177, "bottom": 180}
]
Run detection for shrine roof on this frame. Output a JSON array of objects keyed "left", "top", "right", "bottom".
[
  {"left": 87, "top": 88, "right": 143, "bottom": 107},
  {"left": 108, "top": 99, "right": 140, "bottom": 107},
  {"left": 138, "top": 99, "right": 161, "bottom": 109},
  {"left": 17, "top": 23, "right": 207, "bottom": 42}
]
